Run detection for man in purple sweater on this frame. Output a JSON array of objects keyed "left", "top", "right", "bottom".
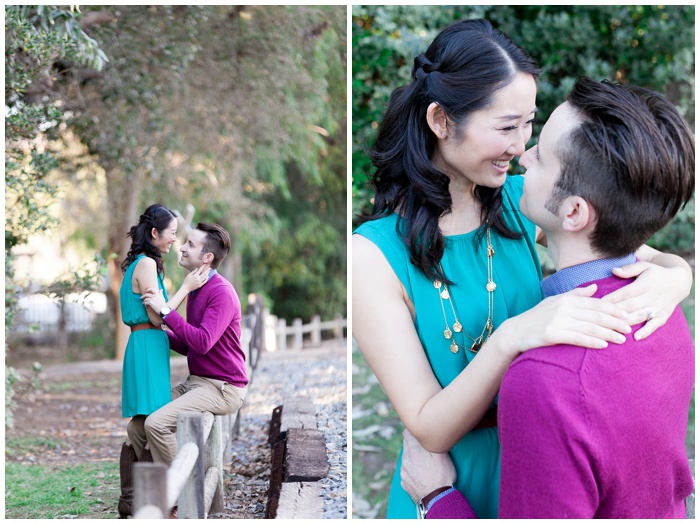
[
  {"left": 131, "top": 222, "right": 248, "bottom": 466},
  {"left": 401, "top": 77, "right": 695, "bottom": 518}
]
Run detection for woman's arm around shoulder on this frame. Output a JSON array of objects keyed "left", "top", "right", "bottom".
[{"left": 604, "top": 244, "right": 693, "bottom": 340}]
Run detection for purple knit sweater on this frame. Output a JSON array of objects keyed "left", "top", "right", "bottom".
[
  {"left": 164, "top": 273, "right": 248, "bottom": 388},
  {"left": 498, "top": 275, "right": 693, "bottom": 518},
  {"left": 427, "top": 274, "right": 694, "bottom": 519}
]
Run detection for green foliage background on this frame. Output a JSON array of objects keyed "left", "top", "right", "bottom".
[{"left": 352, "top": 5, "right": 694, "bottom": 254}]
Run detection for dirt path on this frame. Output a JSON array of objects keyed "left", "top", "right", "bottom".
[{"left": 6, "top": 344, "right": 347, "bottom": 519}]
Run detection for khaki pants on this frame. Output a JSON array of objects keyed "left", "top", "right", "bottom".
[{"left": 127, "top": 375, "right": 245, "bottom": 465}]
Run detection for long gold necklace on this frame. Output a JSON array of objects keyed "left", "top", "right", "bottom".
[{"left": 434, "top": 227, "right": 496, "bottom": 354}]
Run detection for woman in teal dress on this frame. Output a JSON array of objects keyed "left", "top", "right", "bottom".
[
  {"left": 117, "top": 203, "right": 208, "bottom": 518},
  {"left": 352, "top": 19, "right": 693, "bottom": 518}
]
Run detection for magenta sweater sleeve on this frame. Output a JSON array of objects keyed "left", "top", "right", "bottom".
[
  {"left": 498, "top": 356, "right": 599, "bottom": 518},
  {"left": 163, "top": 285, "right": 234, "bottom": 355},
  {"left": 166, "top": 329, "right": 188, "bottom": 356},
  {"left": 426, "top": 488, "right": 477, "bottom": 519}
]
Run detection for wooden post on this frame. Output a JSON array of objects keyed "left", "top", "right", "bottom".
[
  {"left": 278, "top": 318, "right": 287, "bottom": 352},
  {"left": 205, "top": 415, "right": 224, "bottom": 515},
  {"left": 241, "top": 320, "right": 253, "bottom": 381},
  {"left": 311, "top": 315, "right": 321, "bottom": 347},
  {"left": 166, "top": 442, "right": 199, "bottom": 509},
  {"left": 293, "top": 318, "right": 303, "bottom": 349},
  {"left": 133, "top": 462, "right": 168, "bottom": 518},
  {"left": 220, "top": 413, "right": 232, "bottom": 454},
  {"left": 177, "top": 413, "right": 207, "bottom": 519},
  {"left": 246, "top": 293, "right": 265, "bottom": 365},
  {"left": 335, "top": 314, "right": 344, "bottom": 342}
]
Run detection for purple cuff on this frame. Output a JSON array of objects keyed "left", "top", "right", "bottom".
[{"left": 426, "top": 488, "right": 477, "bottom": 519}]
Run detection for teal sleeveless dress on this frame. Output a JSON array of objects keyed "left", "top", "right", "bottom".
[
  {"left": 354, "top": 176, "right": 543, "bottom": 518},
  {"left": 120, "top": 255, "right": 172, "bottom": 417}
]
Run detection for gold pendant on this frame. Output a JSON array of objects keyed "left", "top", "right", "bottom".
[
  {"left": 433, "top": 280, "right": 442, "bottom": 289},
  {"left": 486, "top": 280, "right": 497, "bottom": 292},
  {"left": 453, "top": 321, "right": 462, "bottom": 333},
  {"left": 450, "top": 341, "right": 459, "bottom": 354},
  {"left": 443, "top": 328, "right": 452, "bottom": 339},
  {"left": 440, "top": 289, "right": 450, "bottom": 300}
]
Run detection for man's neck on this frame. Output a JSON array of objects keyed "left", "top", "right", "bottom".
[{"left": 546, "top": 233, "right": 601, "bottom": 271}]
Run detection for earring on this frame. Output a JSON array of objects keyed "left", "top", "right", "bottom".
[{"left": 441, "top": 133, "right": 446, "bottom": 138}]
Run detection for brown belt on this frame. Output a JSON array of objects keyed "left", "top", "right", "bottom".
[
  {"left": 472, "top": 406, "right": 498, "bottom": 431},
  {"left": 130, "top": 322, "right": 161, "bottom": 332}
]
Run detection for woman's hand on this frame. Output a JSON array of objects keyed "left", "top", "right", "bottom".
[
  {"left": 493, "top": 283, "right": 631, "bottom": 358},
  {"left": 400, "top": 429, "right": 456, "bottom": 504},
  {"left": 141, "top": 288, "right": 166, "bottom": 312},
  {"left": 604, "top": 260, "right": 691, "bottom": 340},
  {"left": 180, "top": 264, "right": 210, "bottom": 293}
]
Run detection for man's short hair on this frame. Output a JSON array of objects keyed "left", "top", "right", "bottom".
[
  {"left": 196, "top": 222, "right": 231, "bottom": 269},
  {"left": 546, "top": 77, "right": 694, "bottom": 257}
]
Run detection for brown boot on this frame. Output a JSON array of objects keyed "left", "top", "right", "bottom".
[
  {"left": 117, "top": 442, "right": 138, "bottom": 518},
  {"left": 139, "top": 445, "right": 154, "bottom": 463}
]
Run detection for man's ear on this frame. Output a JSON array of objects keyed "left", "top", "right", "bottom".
[
  {"left": 561, "top": 196, "right": 596, "bottom": 232},
  {"left": 426, "top": 102, "right": 449, "bottom": 139},
  {"left": 202, "top": 251, "right": 214, "bottom": 265}
]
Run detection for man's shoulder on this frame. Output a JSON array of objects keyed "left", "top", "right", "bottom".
[
  {"left": 500, "top": 346, "right": 589, "bottom": 421},
  {"left": 509, "top": 344, "right": 587, "bottom": 376},
  {"left": 204, "top": 274, "right": 240, "bottom": 304}
]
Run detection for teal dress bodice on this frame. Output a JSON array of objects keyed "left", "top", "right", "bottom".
[
  {"left": 353, "top": 175, "right": 544, "bottom": 518},
  {"left": 120, "top": 254, "right": 171, "bottom": 417}
]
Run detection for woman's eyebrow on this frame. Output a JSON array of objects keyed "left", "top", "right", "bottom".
[{"left": 495, "top": 107, "right": 539, "bottom": 121}]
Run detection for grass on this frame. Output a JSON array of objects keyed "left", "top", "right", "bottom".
[
  {"left": 5, "top": 461, "right": 119, "bottom": 519},
  {"left": 5, "top": 435, "right": 62, "bottom": 456}
]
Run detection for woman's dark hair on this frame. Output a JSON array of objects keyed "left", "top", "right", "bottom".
[
  {"left": 121, "top": 203, "right": 177, "bottom": 275},
  {"left": 359, "top": 18, "right": 541, "bottom": 283}
]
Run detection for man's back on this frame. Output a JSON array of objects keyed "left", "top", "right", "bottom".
[{"left": 498, "top": 276, "right": 694, "bottom": 518}]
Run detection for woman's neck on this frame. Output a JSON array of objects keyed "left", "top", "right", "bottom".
[{"left": 439, "top": 177, "right": 482, "bottom": 236}]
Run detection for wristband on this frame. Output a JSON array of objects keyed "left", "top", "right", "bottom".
[{"left": 418, "top": 485, "right": 454, "bottom": 519}]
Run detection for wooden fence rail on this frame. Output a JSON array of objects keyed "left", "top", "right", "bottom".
[
  {"left": 276, "top": 314, "right": 346, "bottom": 351},
  {"left": 133, "top": 411, "right": 235, "bottom": 519}
]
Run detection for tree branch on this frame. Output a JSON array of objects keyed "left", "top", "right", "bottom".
[{"left": 79, "top": 10, "right": 117, "bottom": 26}]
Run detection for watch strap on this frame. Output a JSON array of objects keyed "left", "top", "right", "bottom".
[{"left": 418, "top": 485, "right": 454, "bottom": 518}]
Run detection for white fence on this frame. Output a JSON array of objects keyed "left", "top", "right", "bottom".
[
  {"left": 275, "top": 314, "right": 347, "bottom": 351},
  {"left": 133, "top": 412, "right": 235, "bottom": 519},
  {"left": 13, "top": 292, "right": 107, "bottom": 333}
]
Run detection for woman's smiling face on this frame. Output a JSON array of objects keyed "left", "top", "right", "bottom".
[
  {"left": 152, "top": 218, "right": 178, "bottom": 254},
  {"left": 433, "top": 72, "right": 538, "bottom": 191}
]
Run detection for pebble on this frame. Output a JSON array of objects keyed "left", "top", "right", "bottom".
[{"left": 224, "top": 347, "right": 347, "bottom": 519}]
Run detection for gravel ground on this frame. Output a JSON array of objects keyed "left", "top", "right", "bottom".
[{"left": 223, "top": 343, "right": 348, "bottom": 519}]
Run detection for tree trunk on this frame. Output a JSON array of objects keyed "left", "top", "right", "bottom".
[{"left": 108, "top": 168, "right": 143, "bottom": 360}]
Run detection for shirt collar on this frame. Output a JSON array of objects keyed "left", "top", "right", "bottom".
[
  {"left": 541, "top": 254, "right": 637, "bottom": 298},
  {"left": 190, "top": 269, "right": 217, "bottom": 296}
]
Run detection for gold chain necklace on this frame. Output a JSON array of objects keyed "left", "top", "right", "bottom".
[{"left": 434, "top": 227, "right": 496, "bottom": 354}]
